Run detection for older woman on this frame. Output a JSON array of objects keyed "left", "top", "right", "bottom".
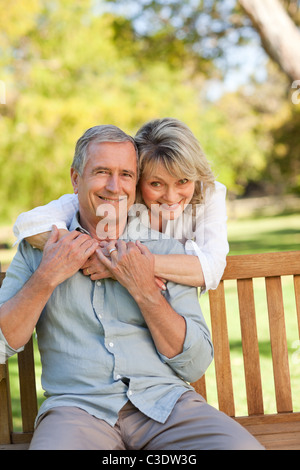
[{"left": 13, "top": 118, "right": 229, "bottom": 290}]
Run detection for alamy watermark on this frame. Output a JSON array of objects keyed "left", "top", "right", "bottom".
[
  {"left": 0, "top": 80, "right": 6, "bottom": 104},
  {"left": 95, "top": 199, "right": 204, "bottom": 243},
  {"left": 291, "top": 80, "right": 300, "bottom": 104}
]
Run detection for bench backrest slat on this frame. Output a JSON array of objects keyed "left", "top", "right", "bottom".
[
  {"left": 0, "top": 272, "right": 37, "bottom": 443},
  {"left": 0, "top": 273, "right": 13, "bottom": 445},
  {"left": 18, "top": 338, "right": 38, "bottom": 432},
  {"left": 222, "top": 251, "right": 300, "bottom": 280},
  {"left": 237, "top": 278, "right": 264, "bottom": 416},
  {"left": 208, "top": 282, "right": 235, "bottom": 417},
  {"left": 265, "top": 276, "right": 293, "bottom": 413},
  {"left": 0, "top": 362, "right": 12, "bottom": 445}
]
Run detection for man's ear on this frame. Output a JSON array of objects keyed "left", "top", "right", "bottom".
[{"left": 71, "top": 168, "right": 79, "bottom": 194}]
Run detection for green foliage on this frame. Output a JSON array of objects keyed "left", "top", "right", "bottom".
[{"left": 0, "top": 0, "right": 299, "bottom": 222}]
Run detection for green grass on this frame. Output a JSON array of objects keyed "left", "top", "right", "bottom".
[
  {"left": 2, "top": 210, "right": 300, "bottom": 429},
  {"left": 227, "top": 213, "right": 300, "bottom": 254}
]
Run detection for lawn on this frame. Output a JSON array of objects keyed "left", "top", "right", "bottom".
[{"left": 1, "top": 210, "right": 300, "bottom": 430}]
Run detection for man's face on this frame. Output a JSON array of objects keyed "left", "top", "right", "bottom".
[{"left": 71, "top": 141, "right": 137, "bottom": 239}]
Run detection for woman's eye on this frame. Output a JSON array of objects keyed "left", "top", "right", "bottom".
[
  {"left": 150, "top": 181, "right": 161, "bottom": 187},
  {"left": 179, "top": 178, "right": 188, "bottom": 184}
]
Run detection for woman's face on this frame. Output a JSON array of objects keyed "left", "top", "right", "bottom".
[{"left": 139, "top": 163, "right": 195, "bottom": 223}]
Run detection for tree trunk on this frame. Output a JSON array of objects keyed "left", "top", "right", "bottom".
[{"left": 239, "top": 0, "right": 300, "bottom": 82}]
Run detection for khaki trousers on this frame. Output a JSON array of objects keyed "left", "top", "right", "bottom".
[{"left": 29, "top": 391, "right": 264, "bottom": 450}]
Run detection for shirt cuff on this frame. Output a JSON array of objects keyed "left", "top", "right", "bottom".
[
  {"left": 184, "top": 239, "right": 211, "bottom": 293},
  {"left": 13, "top": 222, "right": 68, "bottom": 245},
  {"left": 0, "top": 328, "right": 24, "bottom": 364},
  {"left": 157, "top": 316, "right": 213, "bottom": 383}
]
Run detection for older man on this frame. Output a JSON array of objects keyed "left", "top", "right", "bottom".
[{"left": 0, "top": 125, "right": 263, "bottom": 450}]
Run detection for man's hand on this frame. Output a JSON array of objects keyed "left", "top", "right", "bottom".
[
  {"left": 96, "top": 240, "right": 159, "bottom": 299},
  {"left": 25, "top": 229, "right": 69, "bottom": 250},
  {"left": 37, "top": 226, "right": 99, "bottom": 288},
  {"left": 81, "top": 250, "right": 113, "bottom": 281}
]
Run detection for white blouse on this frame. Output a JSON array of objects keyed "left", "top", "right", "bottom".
[{"left": 13, "top": 181, "right": 229, "bottom": 291}]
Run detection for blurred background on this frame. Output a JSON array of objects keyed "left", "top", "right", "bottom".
[
  {"left": 0, "top": 0, "right": 299, "bottom": 260},
  {"left": 1, "top": 0, "right": 300, "bottom": 425}
]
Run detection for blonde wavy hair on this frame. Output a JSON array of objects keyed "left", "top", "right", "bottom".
[{"left": 134, "top": 118, "right": 215, "bottom": 205}]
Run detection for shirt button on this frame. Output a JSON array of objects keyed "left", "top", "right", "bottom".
[
  {"left": 116, "top": 374, "right": 121, "bottom": 380},
  {"left": 96, "top": 281, "right": 101, "bottom": 286},
  {"left": 128, "top": 391, "right": 133, "bottom": 396},
  {"left": 109, "top": 342, "right": 114, "bottom": 348}
]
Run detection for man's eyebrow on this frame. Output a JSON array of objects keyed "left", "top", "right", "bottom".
[{"left": 92, "top": 166, "right": 136, "bottom": 177}]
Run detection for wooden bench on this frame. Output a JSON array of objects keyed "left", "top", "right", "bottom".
[{"left": 1, "top": 251, "right": 300, "bottom": 450}]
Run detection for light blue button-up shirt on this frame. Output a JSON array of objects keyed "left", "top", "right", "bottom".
[{"left": 0, "top": 215, "right": 213, "bottom": 426}]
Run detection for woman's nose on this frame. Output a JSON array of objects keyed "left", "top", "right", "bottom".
[{"left": 164, "top": 186, "right": 179, "bottom": 203}]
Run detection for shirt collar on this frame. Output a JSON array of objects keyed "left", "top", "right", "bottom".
[{"left": 69, "top": 212, "right": 90, "bottom": 235}]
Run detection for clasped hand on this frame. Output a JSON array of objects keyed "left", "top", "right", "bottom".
[
  {"left": 40, "top": 227, "right": 166, "bottom": 291},
  {"left": 82, "top": 239, "right": 166, "bottom": 291}
]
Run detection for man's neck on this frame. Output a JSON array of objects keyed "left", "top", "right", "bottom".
[{"left": 78, "top": 212, "right": 127, "bottom": 242}]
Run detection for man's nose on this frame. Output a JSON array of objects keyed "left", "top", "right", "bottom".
[{"left": 106, "top": 174, "right": 120, "bottom": 193}]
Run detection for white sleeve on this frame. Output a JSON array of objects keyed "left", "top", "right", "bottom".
[
  {"left": 184, "top": 182, "right": 229, "bottom": 292},
  {"left": 13, "top": 193, "right": 79, "bottom": 243}
]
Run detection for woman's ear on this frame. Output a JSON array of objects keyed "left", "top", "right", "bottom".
[{"left": 70, "top": 168, "right": 79, "bottom": 194}]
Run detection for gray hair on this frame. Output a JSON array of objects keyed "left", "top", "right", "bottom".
[
  {"left": 134, "top": 118, "right": 215, "bottom": 204},
  {"left": 72, "top": 125, "right": 139, "bottom": 176}
]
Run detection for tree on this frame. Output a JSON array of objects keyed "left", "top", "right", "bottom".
[
  {"left": 239, "top": 0, "right": 300, "bottom": 81},
  {"left": 4, "top": 0, "right": 257, "bottom": 217}
]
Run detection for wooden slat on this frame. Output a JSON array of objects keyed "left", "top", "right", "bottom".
[
  {"left": 265, "top": 276, "right": 293, "bottom": 413},
  {"left": 0, "top": 443, "right": 30, "bottom": 450},
  {"left": 191, "top": 375, "right": 207, "bottom": 401},
  {"left": 223, "top": 251, "right": 300, "bottom": 281},
  {"left": 18, "top": 338, "right": 38, "bottom": 433},
  {"left": 236, "top": 411, "right": 300, "bottom": 427},
  {"left": 209, "top": 281, "right": 235, "bottom": 417},
  {"left": 0, "top": 272, "right": 12, "bottom": 445},
  {"left": 11, "top": 431, "right": 33, "bottom": 444},
  {"left": 1, "top": 270, "right": 37, "bottom": 436},
  {"left": 0, "top": 271, "right": 5, "bottom": 286},
  {"left": 237, "top": 278, "right": 264, "bottom": 416},
  {"left": 236, "top": 412, "right": 300, "bottom": 450},
  {"left": 294, "top": 275, "right": 300, "bottom": 339},
  {"left": 0, "top": 363, "right": 12, "bottom": 445}
]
